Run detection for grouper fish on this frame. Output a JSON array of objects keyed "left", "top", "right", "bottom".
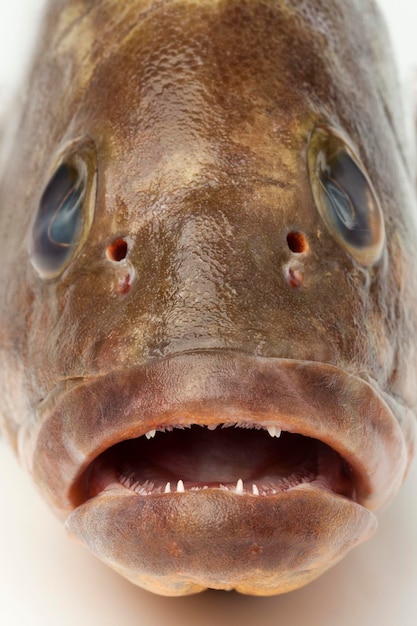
[{"left": 0, "top": 0, "right": 416, "bottom": 597}]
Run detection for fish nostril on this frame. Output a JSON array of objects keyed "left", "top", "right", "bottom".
[
  {"left": 286, "top": 231, "right": 308, "bottom": 254},
  {"left": 287, "top": 267, "right": 304, "bottom": 288},
  {"left": 106, "top": 238, "right": 128, "bottom": 262},
  {"left": 105, "top": 237, "right": 135, "bottom": 295}
]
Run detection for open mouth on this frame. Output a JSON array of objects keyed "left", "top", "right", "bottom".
[
  {"left": 32, "top": 352, "right": 408, "bottom": 513},
  {"left": 85, "top": 423, "right": 355, "bottom": 501},
  {"left": 31, "top": 352, "right": 409, "bottom": 595}
]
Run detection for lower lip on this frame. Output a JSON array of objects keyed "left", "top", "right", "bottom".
[{"left": 65, "top": 478, "right": 377, "bottom": 596}]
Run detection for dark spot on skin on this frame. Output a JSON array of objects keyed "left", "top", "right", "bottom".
[
  {"left": 106, "top": 238, "right": 128, "bottom": 262},
  {"left": 249, "top": 544, "right": 262, "bottom": 557},
  {"left": 287, "top": 231, "right": 308, "bottom": 254}
]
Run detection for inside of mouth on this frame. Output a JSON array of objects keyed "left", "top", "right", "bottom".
[{"left": 82, "top": 424, "right": 355, "bottom": 501}]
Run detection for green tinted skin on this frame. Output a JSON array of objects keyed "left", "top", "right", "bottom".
[{"left": 0, "top": 0, "right": 416, "bottom": 596}]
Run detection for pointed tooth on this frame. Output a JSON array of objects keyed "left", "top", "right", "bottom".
[
  {"left": 266, "top": 426, "right": 282, "bottom": 438},
  {"left": 177, "top": 479, "right": 185, "bottom": 493},
  {"left": 207, "top": 424, "right": 217, "bottom": 430},
  {"left": 236, "top": 478, "right": 244, "bottom": 494},
  {"left": 252, "top": 483, "right": 259, "bottom": 496},
  {"left": 164, "top": 482, "right": 171, "bottom": 493},
  {"left": 145, "top": 429, "right": 156, "bottom": 439}
]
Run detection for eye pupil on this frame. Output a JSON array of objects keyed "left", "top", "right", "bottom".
[
  {"left": 308, "top": 126, "right": 385, "bottom": 266},
  {"left": 321, "top": 173, "right": 361, "bottom": 235},
  {"left": 49, "top": 178, "right": 84, "bottom": 246},
  {"left": 29, "top": 161, "right": 88, "bottom": 279},
  {"left": 318, "top": 155, "right": 377, "bottom": 249}
]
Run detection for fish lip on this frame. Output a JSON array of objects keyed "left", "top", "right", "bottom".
[{"left": 30, "top": 351, "right": 409, "bottom": 515}]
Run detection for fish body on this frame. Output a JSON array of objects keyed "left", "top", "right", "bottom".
[{"left": 0, "top": 0, "right": 416, "bottom": 596}]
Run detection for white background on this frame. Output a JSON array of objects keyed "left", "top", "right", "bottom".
[{"left": 0, "top": 1, "right": 416, "bottom": 625}]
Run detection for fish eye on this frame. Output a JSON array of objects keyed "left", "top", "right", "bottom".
[
  {"left": 308, "top": 126, "right": 385, "bottom": 266},
  {"left": 29, "top": 144, "right": 96, "bottom": 280}
]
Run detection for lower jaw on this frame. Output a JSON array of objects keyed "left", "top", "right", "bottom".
[{"left": 65, "top": 481, "right": 377, "bottom": 596}]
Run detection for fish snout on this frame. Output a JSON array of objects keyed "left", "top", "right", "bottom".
[{"left": 92, "top": 180, "right": 373, "bottom": 372}]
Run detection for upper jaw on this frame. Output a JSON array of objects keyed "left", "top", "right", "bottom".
[{"left": 30, "top": 351, "right": 409, "bottom": 515}]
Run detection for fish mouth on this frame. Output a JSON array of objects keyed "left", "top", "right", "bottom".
[
  {"left": 32, "top": 352, "right": 408, "bottom": 596},
  {"left": 85, "top": 424, "right": 354, "bottom": 501}
]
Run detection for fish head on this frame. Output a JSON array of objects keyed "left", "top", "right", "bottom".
[{"left": 0, "top": 0, "right": 416, "bottom": 596}]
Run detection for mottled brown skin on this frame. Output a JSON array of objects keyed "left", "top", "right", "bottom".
[{"left": 0, "top": 0, "right": 417, "bottom": 596}]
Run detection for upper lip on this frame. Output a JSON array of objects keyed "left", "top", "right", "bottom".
[{"left": 30, "top": 351, "right": 408, "bottom": 515}]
